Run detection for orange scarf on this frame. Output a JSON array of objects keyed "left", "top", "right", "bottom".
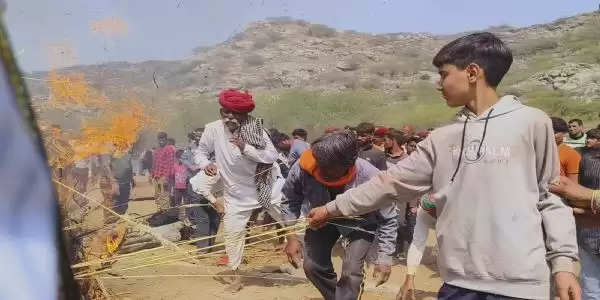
[{"left": 299, "top": 150, "right": 356, "bottom": 187}]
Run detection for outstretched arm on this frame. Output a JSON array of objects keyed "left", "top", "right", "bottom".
[{"left": 327, "top": 137, "right": 435, "bottom": 218}]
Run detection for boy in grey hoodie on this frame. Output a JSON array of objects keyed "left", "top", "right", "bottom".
[{"left": 307, "top": 32, "right": 581, "bottom": 300}]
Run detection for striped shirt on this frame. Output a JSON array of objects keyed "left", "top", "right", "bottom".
[
  {"left": 564, "top": 133, "right": 587, "bottom": 149},
  {"left": 577, "top": 147, "right": 600, "bottom": 255}
]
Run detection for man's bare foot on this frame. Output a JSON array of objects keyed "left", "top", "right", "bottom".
[{"left": 224, "top": 277, "right": 243, "bottom": 293}]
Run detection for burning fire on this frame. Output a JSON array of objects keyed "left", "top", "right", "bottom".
[
  {"left": 44, "top": 70, "right": 156, "bottom": 164},
  {"left": 71, "top": 100, "right": 152, "bottom": 161},
  {"left": 47, "top": 71, "right": 106, "bottom": 107}
]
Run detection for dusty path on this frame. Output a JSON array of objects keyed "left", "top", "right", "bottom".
[{"left": 87, "top": 175, "right": 442, "bottom": 299}]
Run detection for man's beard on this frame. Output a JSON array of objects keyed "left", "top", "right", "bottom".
[{"left": 224, "top": 118, "right": 240, "bottom": 132}]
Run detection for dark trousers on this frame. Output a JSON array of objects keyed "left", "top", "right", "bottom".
[
  {"left": 303, "top": 225, "right": 373, "bottom": 300},
  {"left": 186, "top": 185, "right": 220, "bottom": 250},
  {"left": 173, "top": 188, "right": 186, "bottom": 206},
  {"left": 113, "top": 182, "right": 131, "bottom": 215},
  {"left": 396, "top": 203, "right": 417, "bottom": 254},
  {"left": 405, "top": 208, "right": 417, "bottom": 244},
  {"left": 438, "top": 283, "right": 526, "bottom": 300}
]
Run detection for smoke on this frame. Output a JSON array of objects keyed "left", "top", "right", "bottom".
[
  {"left": 89, "top": 17, "right": 130, "bottom": 39},
  {"left": 44, "top": 40, "right": 79, "bottom": 69}
]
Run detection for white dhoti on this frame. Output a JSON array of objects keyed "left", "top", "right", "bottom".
[
  {"left": 223, "top": 205, "right": 284, "bottom": 270},
  {"left": 193, "top": 119, "right": 288, "bottom": 271}
]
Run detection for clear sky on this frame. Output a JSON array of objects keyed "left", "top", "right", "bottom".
[{"left": 3, "top": 0, "right": 598, "bottom": 72}]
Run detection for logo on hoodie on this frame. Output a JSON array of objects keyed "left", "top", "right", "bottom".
[
  {"left": 464, "top": 139, "right": 487, "bottom": 163},
  {"left": 450, "top": 138, "right": 511, "bottom": 164}
]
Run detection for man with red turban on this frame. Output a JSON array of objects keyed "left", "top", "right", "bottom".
[
  {"left": 194, "top": 89, "right": 286, "bottom": 292},
  {"left": 218, "top": 89, "right": 256, "bottom": 114}
]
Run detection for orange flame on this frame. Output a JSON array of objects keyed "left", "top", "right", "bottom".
[
  {"left": 90, "top": 17, "right": 130, "bottom": 38},
  {"left": 71, "top": 100, "right": 152, "bottom": 161},
  {"left": 47, "top": 71, "right": 106, "bottom": 107}
]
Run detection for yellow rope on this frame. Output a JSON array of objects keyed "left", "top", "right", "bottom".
[
  {"left": 53, "top": 179, "right": 194, "bottom": 259},
  {"left": 86, "top": 222, "right": 304, "bottom": 274},
  {"left": 75, "top": 227, "right": 305, "bottom": 279},
  {"left": 138, "top": 222, "right": 305, "bottom": 266},
  {"left": 71, "top": 218, "right": 303, "bottom": 269},
  {"left": 97, "top": 274, "right": 305, "bottom": 282}
]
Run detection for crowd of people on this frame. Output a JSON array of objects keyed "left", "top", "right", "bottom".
[{"left": 81, "top": 32, "right": 600, "bottom": 300}]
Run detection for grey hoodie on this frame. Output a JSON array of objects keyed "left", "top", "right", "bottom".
[{"left": 326, "top": 95, "right": 578, "bottom": 299}]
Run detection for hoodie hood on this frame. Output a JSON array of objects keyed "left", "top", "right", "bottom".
[
  {"left": 456, "top": 95, "right": 524, "bottom": 122},
  {"left": 451, "top": 95, "right": 524, "bottom": 182}
]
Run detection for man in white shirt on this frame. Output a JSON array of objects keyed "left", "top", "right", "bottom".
[{"left": 194, "top": 89, "right": 285, "bottom": 292}]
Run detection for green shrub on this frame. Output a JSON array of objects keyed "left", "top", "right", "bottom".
[
  {"left": 340, "top": 55, "right": 362, "bottom": 71},
  {"left": 266, "top": 31, "right": 283, "bottom": 42},
  {"left": 523, "top": 90, "right": 600, "bottom": 121},
  {"left": 308, "top": 24, "right": 336, "bottom": 38},
  {"left": 213, "top": 60, "right": 232, "bottom": 75},
  {"left": 244, "top": 54, "right": 265, "bottom": 67},
  {"left": 319, "top": 71, "right": 347, "bottom": 83},
  {"left": 361, "top": 78, "right": 382, "bottom": 90},
  {"left": 512, "top": 38, "right": 559, "bottom": 56},
  {"left": 266, "top": 16, "right": 293, "bottom": 25},
  {"left": 215, "top": 51, "right": 234, "bottom": 59},
  {"left": 367, "top": 36, "right": 389, "bottom": 47},
  {"left": 331, "top": 41, "right": 346, "bottom": 49},
  {"left": 252, "top": 38, "right": 269, "bottom": 50}
]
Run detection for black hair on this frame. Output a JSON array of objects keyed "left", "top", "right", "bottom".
[
  {"left": 312, "top": 131, "right": 358, "bottom": 169},
  {"left": 292, "top": 128, "right": 308, "bottom": 140},
  {"left": 167, "top": 138, "right": 175, "bottom": 145},
  {"left": 407, "top": 136, "right": 422, "bottom": 144},
  {"left": 175, "top": 149, "right": 184, "bottom": 159},
  {"left": 157, "top": 132, "right": 168, "bottom": 139},
  {"left": 433, "top": 32, "right": 513, "bottom": 87},
  {"left": 586, "top": 128, "right": 600, "bottom": 140},
  {"left": 568, "top": 119, "right": 583, "bottom": 126},
  {"left": 188, "top": 131, "right": 202, "bottom": 141},
  {"left": 551, "top": 117, "right": 569, "bottom": 133},
  {"left": 270, "top": 131, "right": 290, "bottom": 148},
  {"left": 356, "top": 122, "right": 375, "bottom": 135},
  {"left": 386, "top": 130, "right": 407, "bottom": 146}
]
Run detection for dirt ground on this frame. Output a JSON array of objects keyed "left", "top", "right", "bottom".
[{"left": 78, "top": 175, "right": 442, "bottom": 300}]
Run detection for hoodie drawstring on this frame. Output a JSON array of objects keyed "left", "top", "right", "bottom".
[
  {"left": 476, "top": 108, "right": 494, "bottom": 159},
  {"left": 450, "top": 108, "right": 494, "bottom": 182},
  {"left": 450, "top": 115, "right": 469, "bottom": 182}
]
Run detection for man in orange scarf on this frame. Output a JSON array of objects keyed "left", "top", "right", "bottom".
[{"left": 281, "top": 131, "right": 398, "bottom": 300}]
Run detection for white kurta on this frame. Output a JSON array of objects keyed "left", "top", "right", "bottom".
[{"left": 194, "top": 119, "right": 283, "bottom": 213}]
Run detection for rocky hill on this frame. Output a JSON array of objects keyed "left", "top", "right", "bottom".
[
  {"left": 26, "top": 11, "right": 600, "bottom": 135},
  {"left": 27, "top": 12, "right": 600, "bottom": 100}
]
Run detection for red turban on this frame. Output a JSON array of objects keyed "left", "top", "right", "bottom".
[
  {"left": 219, "top": 89, "right": 255, "bottom": 113},
  {"left": 374, "top": 127, "right": 389, "bottom": 137}
]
